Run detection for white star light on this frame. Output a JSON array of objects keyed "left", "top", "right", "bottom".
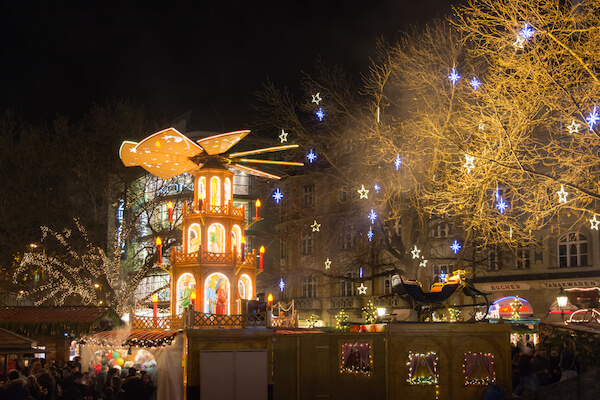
[
  {"left": 469, "top": 76, "right": 481, "bottom": 90},
  {"left": 312, "top": 92, "right": 322, "bottom": 105},
  {"left": 272, "top": 188, "right": 284, "bottom": 204},
  {"left": 590, "top": 215, "right": 600, "bottom": 230},
  {"left": 586, "top": 106, "right": 599, "bottom": 131},
  {"left": 316, "top": 107, "right": 325, "bottom": 121},
  {"left": 358, "top": 185, "right": 369, "bottom": 199},
  {"left": 311, "top": 220, "right": 321, "bottom": 232},
  {"left": 513, "top": 36, "right": 525, "bottom": 49},
  {"left": 324, "top": 258, "right": 332, "bottom": 269},
  {"left": 496, "top": 197, "right": 509, "bottom": 214},
  {"left": 557, "top": 185, "right": 569, "bottom": 203},
  {"left": 478, "top": 121, "right": 485, "bottom": 130},
  {"left": 451, "top": 240, "right": 462, "bottom": 254},
  {"left": 279, "top": 129, "right": 288, "bottom": 143},
  {"left": 448, "top": 68, "right": 461, "bottom": 85},
  {"left": 357, "top": 283, "right": 367, "bottom": 295},
  {"left": 419, "top": 258, "right": 428, "bottom": 268},
  {"left": 279, "top": 278, "right": 285, "bottom": 292},
  {"left": 395, "top": 154, "right": 402, "bottom": 170},
  {"left": 307, "top": 149, "right": 317, "bottom": 163},
  {"left": 567, "top": 120, "right": 580, "bottom": 134},
  {"left": 367, "top": 227, "right": 374, "bottom": 242},
  {"left": 464, "top": 155, "right": 475, "bottom": 173},
  {"left": 368, "top": 209, "right": 377, "bottom": 224},
  {"left": 411, "top": 246, "right": 421, "bottom": 259}
]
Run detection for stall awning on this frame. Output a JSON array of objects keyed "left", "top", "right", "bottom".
[{"left": 82, "top": 329, "right": 181, "bottom": 348}]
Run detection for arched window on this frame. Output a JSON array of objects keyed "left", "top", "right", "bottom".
[
  {"left": 205, "top": 273, "right": 229, "bottom": 314},
  {"left": 210, "top": 176, "right": 221, "bottom": 206},
  {"left": 558, "top": 232, "right": 588, "bottom": 268},
  {"left": 188, "top": 223, "right": 201, "bottom": 253},
  {"left": 231, "top": 225, "right": 242, "bottom": 252},
  {"left": 207, "top": 223, "right": 226, "bottom": 253},
  {"left": 198, "top": 177, "right": 206, "bottom": 203},
  {"left": 224, "top": 178, "right": 232, "bottom": 205},
  {"left": 238, "top": 274, "right": 253, "bottom": 300},
  {"left": 176, "top": 273, "right": 196, "bottom": 314}
]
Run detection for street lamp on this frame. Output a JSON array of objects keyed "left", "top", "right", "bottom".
[{"left": 557, "top": 288, "right": 568, "bottom": 322}]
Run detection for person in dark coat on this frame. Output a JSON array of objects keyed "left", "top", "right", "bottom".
[
  {"left": 512, "top": 345, "right": 533, "bottom": 397},
  {"left": 548, "top": 348, "right": 561, "bottom": 384},
  {"left": 531, "top": 347, "right": 550, "bottom": 388},
  {"left": 2, "top": 370, "right": 31, "bottom": 400},
  {"left": 121, "top": 368, "right": 145, "bottom": 400},
  {"left": 559, "top": 338, "right": 579, "bottom": 381}
]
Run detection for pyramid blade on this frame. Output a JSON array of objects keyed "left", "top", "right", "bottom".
[
  {"left": 234, "top": 158, "right": 304, "bottom": 166},
  {"left": 228, "top": 144, "right": 299, "bottom": 158},
  {"left": 196, "top": 130, "right": 251, "bottom": 155},
  {"left": 231, "top": 163, "right": 281, "bottom": 180}
]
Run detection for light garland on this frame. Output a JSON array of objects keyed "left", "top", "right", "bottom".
[
  {"left": 407, "top": 352, "right": 438, "bottom": 385},
  {"left": 362, "top": 300, "right": 377, "bottom": 324},
  {"left": 510, "top": 296, "right": 523, "bottom": 319},
  {"left": 340, "top": 342, "right": 372, "bottom": 376},
  {"left": 463, "top": 352, "right": 496, "bottom": 386},
  {"left": 448, "top": 308, "right": 460, "bottom": 322},
  {"left": 306, "top": 314, "right": 319, "bottom": 328},
  {"left": 335, "top": 309, "right": 349, "bottom": 331}
]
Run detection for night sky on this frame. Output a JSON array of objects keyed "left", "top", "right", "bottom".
[{"left": 1, "top": 0, "right": 465, "bottom": 127}]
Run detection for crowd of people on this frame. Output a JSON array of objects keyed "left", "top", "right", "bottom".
[
  {"left": 511, "top": 338, "right": 580, "bottom": 397},
  {"left": 1, "top": 357, "right": 156, "bottom": 400}
]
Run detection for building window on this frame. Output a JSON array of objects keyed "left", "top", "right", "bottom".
[
  {"left": 434, "top": 265, "right": 451, "bottom": 283},
  {"left": 340, "top": 273, "right": 355, "bottom": 297},
  {"left": 338, "top": 186, "right": 349, "bottom": 202},
  {"left": 558, "top": 232, "right": 588, "bottom": 268},
  {"left": 488, "top": 248, "right": 501, "bottom": 271},
  {"left": 383, "top": 276, "right": 393, "bottom": 294},
  {"left": 340, "top": 226, "right": 356, "bottom": 250},
  {"left": 302, "top": 275, "right": 317, "bottom": 298},
  {"left": 303, "top": 184, "right": 315, "bottom": 208},
  {"left": 279, "top": 239, "right": 287, "bottom": 259},
  {"left": 515, "top": 244, "right": 530, "bottom": 269},
  {"left": 301, "top": 233, "right": 313, "bottom": 254},
  {"left": 430, "top": 222, "right": 449, "bottom": 238}
]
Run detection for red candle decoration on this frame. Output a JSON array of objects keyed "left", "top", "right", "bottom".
[
  {"left": 190, "top": 291, "right": 196, "bottom": 309},
  {"left": 152, "top": 294, "right": 158, "bottom": 321},
  {"left": 156, "top": 237, "right": 162, "bottom": 263},
  {"left": 267, "top": 293, "right": 273, "bottom": 307},
  {"left": 241, "top": 236, "right": 246, "bottom": 262},
  {"left": 167, "top": 201, "right": 173, "bottom": 223},
  {"left": 255, "top": 199, "right": 261, "bottom": 219},
  {"left": 259, "top": 245, "right": 265, "bottom": 271}
]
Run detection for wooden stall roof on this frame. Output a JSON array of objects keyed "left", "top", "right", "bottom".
[
  {"left": 0, "top": 327, "right": 39, "bottom": 353},
  {"left": 83, "top": 329, "right": 181, "bottom": 347}
]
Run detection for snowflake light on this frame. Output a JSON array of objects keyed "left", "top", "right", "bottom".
[
  {"left": 469, "top": 77, "right": 481, "bottom": 90},
  {"left": 272, "top": 188, "right": 284, "bottom": 204},
  {"left": 451, "top": 240, "right": 462, "bottom": 254},
  {"left": 557, "top": 185, "right": 568, "bottom": 203},
  {"left": 307, "top": 149, "right": 317, "bottom": 163},
  {"left": 520, "top": 23, "right": 535, "bottom": 40},
  {"left": 448, "top": 68, "right": 461, "bottom": 85},
  {"left": 587, "top": 106, "right": 599, "bottom": 131},
  {"left": 496, "top": 197, "right": 509, "bottom": 214},
  {"left": 373, "top": 184, "right": 380, "bottom": 193},
  {"left": 279, "top": 278, "right": 285, "bottom": 292},
  {"left": 325, "top": 258, "right": 332, "bottom": 269},
  {"left": 567, "top": 120, "right": 580, "bottom": 134},
  {"left": 411, "top": 245, "right": 421, "bottom": 259},
  {"left": 395, "top": 154, "right": 402, "bottom": 170},
  {"left": 312, "top": 92, "right": 322, "bottom": 105},
  {"left": 464, "top": 155, "right": 475, "bottom": 173},
  {"left": 367, "top": 227, "right": 374, "bottom": 242},
  {"left": 357, "top": 283, "right": 367, "bottom": 295},
  {"left": 590, "top": 215, "right": 600, "bottom": 230},
  {"left": 368, "top": 209, "right": 377, "bottom": 224},
  {"left": 316, "top": 107, "right": 325, "bottom": 121},
  {"left": 311, "top": 220, "right": 321, "bottom": 232},
  {"left": 279, "top": 129, "right": 288, "bottom": 143},
  {"left": 358, "top": 185, "right": 369, "bottom": 199}
]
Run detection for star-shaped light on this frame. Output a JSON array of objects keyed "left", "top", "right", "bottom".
[
  {"left": 279, "top": 129, "right": 288, "bottom": 143},
  {"left": 316, "top": 107, "right": 325, "bottom": 121},
  {"left": 367, "top": 227, "right": 374, "bottom": 242},
  {"left": 311, "top": 220, "right": 321, "bottom": 232},
  {"left": 448, "top": 68, "right": 461, "bottom": 85},
  {"left": 272, "top": 188, "right": 284, "bottom": 204},
  {"left": 451, "top": 240, "right": 462, "bottom": 254},
  {"left": 557, "top": 185, "right": 569, "bottom": 203},
  {"left": 586, "top": 106, "right": 599, "bottom": 131},
  {"left": 373, "top": 184, "right": 380, "bottom": 193},
  {"left": 358, "top": 185, "right": 369, "bottom": 199},
  {"left": 411, "top": 245, "right": 421, "bottom": 259},
  {"left": 496, "top": 197, "right": 509, "bottom": 214},
  {"left": 520, "top": 23, "right": 535, "bottom": 40},
  {"left": 279, "top": 278, "right": 285, "bottom": 292},
  {"left": 513, "top": 36, "right": 525, "bottom": 49},
  {"left": 590, "top": 215, "right": 600, "bottom": 230},
  {"left": 478, "top": 121, "right": 485, "bottom": 130},
  {"left": 464, "top": 155, "right": 475, "bottom": 173},
  {"left": 395, "top": 154, "right": 402, "bottom": 170},
  {"left": 357, "top": 283, "right": 367, "bottom": 295},
  {"left": 307, "top": 149, "right": 317, "bottom": 163},
  {"left": 469, "top": 76, "right": 481, "bottom": 90},
  {"left": 312, "top": 92, "right": 322, "bottom": 105},
  {"left": 419, "top": 258, "right": 428, "bottom": 268},
  {"left": 324, "top": 258, "right": 332, "bottom": 269},
  {"left": 567, "top": 120, "right": 580, "bottom": 134},
  {"left": 368, "top": 209, "right": 377, "bottom": 224}
]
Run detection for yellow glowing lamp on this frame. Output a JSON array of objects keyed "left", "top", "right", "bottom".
[
  {"left": 256, "top": 199, "right": 261, "bottom": 207},
  {"left": 156, "top": 237, "right": 162, "bottom": 246},
  {"left": 167, "top": 201, "right": 173, "bottom": 210},
  {"left": 152, "top": 294, "right": 158, "bottom": 303},
  {"left": 267, "top": 293, "right": 273, "bottom": 306},
  {"left": 260, "top": 245, "right": 265, "bottom": 254},
  {"left": 241, "top": 236, "right": 246, "bottom": 244},
  {"left": 191, "top": 291, "right": 196, "bottom": 300}
]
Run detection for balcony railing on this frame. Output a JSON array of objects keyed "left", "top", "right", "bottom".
[
  {"left": 171, "top": 248, "right": 256, "bottom": 267},
  {"left": 182, "top": 201, "right": 245, "bottom": 219}
]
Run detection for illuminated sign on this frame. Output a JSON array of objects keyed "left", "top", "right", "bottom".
[
  {"left": 158, "top": 182, "right": 193, "bottom": 195},
  {"left": 117, "top": 199, "right": 125, "bottom": 253},
  {"left": 480, "top": 282, "right": 531, "bottom": 291},
  {"left": 540, "top": 280, "right": 600, "bottom": 289},
  {"left": 489, "top": 296, "right": 533, "bottom": 319}
]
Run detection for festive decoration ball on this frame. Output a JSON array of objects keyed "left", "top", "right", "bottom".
[
  {"left": 112, "top": 351, "right": 120, "bottom": 360},
  {"left": 117, "top": 357, "right": 124, "bottom": 366},
  {"left": 109, "top": 359, "right": 117, "bottom": 367},
  {"left": 107, "top": 353, "right": 113, "bottom": 360}
]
